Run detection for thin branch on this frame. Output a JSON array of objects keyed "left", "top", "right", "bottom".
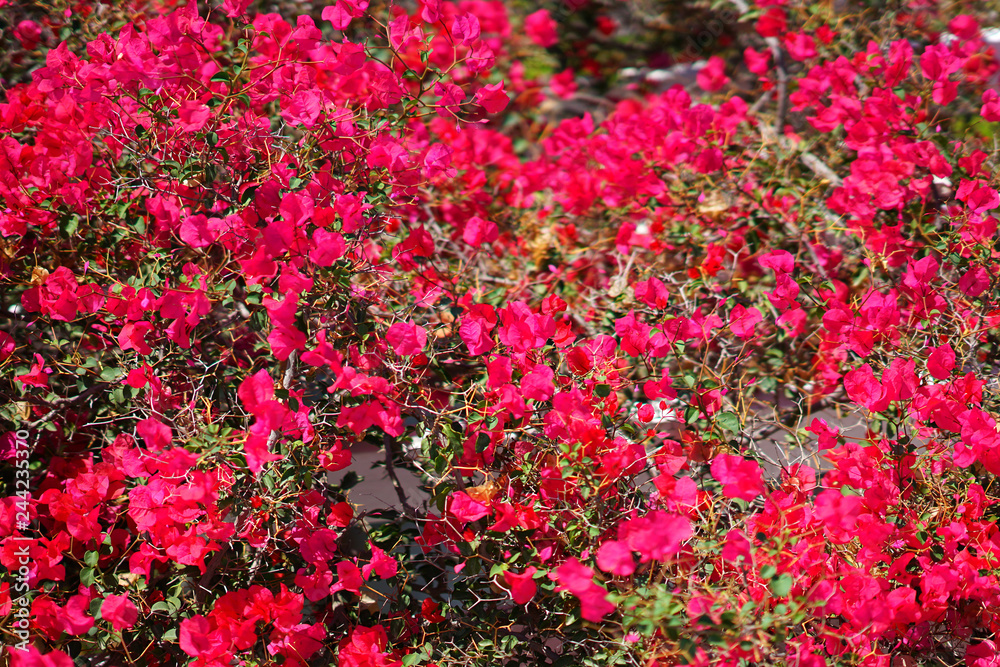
[
  {"left": 22, "top": 382, "right": 110, "bottom": 431},
  {"left": 266, "top": 349, "right": 298, "bottom": 453},
  {"left": 383, "top": 432, "right": 417, "bottom": 517},
  {"left": 800, "top": 151, "right": 843, "bottom": 187},
  {"left": 765, "top": 36, "right": 789, "bottom": 136}
]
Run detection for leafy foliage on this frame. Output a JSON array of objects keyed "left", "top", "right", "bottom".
[{"left": 4, "top": 1, "right": 1000, "bottom": 666}]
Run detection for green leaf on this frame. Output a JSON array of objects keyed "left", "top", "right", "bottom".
[
  {"left": 760, "top": 565, "right": 776, "bottom": 580},
  {"left": 240, "top": 185, "right": 258, "bottom": 206},
  {"left": 84, "top": 550, "right": 99, "bottom": 567},
  {"left": 683, "top": 406, "right": 701, "bottom": 424},
  {"left": 60, "top": 215, "right": 80, "bottom": 236},
  {"left": 716, "top": 412, "right": 740, "bottom": 432},
  {"left": 89, "top": 597, "right": 104, "bottom": 619},
  {"left": 100, "top": 367, "right": 122, "bottom": 382},
  {"left": 262, "top": 473, "right": 276, "bottom": 491},
  {"left": 594, "top": 384, "right": 611, "bottom": 398},
  {"left": 769, "top": 574, "right": 793, "bottom": 597}
]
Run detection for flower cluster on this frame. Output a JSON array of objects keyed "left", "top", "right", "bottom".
[{"left": 4, "top": 1, "right": 1000, "bottom": 666}]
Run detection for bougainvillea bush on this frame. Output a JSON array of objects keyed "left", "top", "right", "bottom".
[{"left": 6, "top": 0, "right": 1000, "bottom": 664}]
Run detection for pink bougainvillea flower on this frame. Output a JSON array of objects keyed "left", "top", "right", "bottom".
[
  {"left": 696, "top": 56, "right": 729, "bottom": 92},
  {"left": 327, "top": 501, "right": 354, "bottom": 528},
  {"left": 502, "top": 567, "right": 538, "bottom": 605},
  {"left": 337, "top": 398, "right": 404, "bottom": 437},
  {"left": 463, "top": 216, "right": 499, "bottom": 247},
  {"left": 957, "top": 179, "right": 1000, "bottom": 214},
  {"left": 279, "top": 191, "right": 314, "bottom": 227},
  {"left": 9, "top": 647, "right": 73, "bottom": 667},
  {"left": 388, "top": 14, "right": 424, "bottom": 51},
  {"left": 981, "top": 89, "right": 1000, "bottom": 122},
  {"left": 552, "top": 558, "right": 616, "bottom": 622},
  {"left": 729, "top": 304, "right": 763, "bottom": 340},
  {"left": 615, "top": 310, "right": 651, "bottom": 356},
  {"left": 421, "top": 598, "right": 446, "bottom": 622},
  {"left": 524, "top": 9, "right": 558, "bottom": 47},
  {"left": 221, "top": 0, "right": 252, "bottom": 17},
  {"left": 136, "top": 418, "right": 172, "bottom": 451},
  {"left": 321, "top": 0, "right": 369, "bottom": 30},
  {"left": 338, "top": 625, "right": 395, "bottom": 667},
  {"left": 759, "top": 249, "right": 794, "bottom": 274},
  {"left": 59, "top": 594, "right": 95, "bottom": 635},
  {"left": 330, "top": 560, "right": 364, "bottom": 594},
  {"left": 451, "top": 13, "right": 480, "bottom": 45},
  {"left": 596, "top": 540, "right": 636, "bottom": 576},
  {"left": 421, "top": 0, "right": 441, "bottom": 23},
  {"left": 881, "top": 357, "right": 918, "bottom": 403},
  {"left": 459, "top": 304, "right": 497, "bottom": 355},
  {"left": 447, "top": 491, "right": 490, "bottom": 523},
  {"left": 522, "top": 364, "right": 555, "bottom": 402},
  {"left": 756, "top": 7, "right": 786, "bottom": 37},
  {"left": 710, "top": 454, "right": 765, "bottom": 501},
  {"left": 959, "top": 266, "right": 990, "bottom": 297},
  {"left": 435, "top": 81, "right": 466, "bottom": 118},
  {"left": 927, "top": 344, "right": 956, "bottom": 380},
  {"left": 744, "top": 47, "right": 771, "bottom": 75},
  {"left": 844, "top": 363, "right": 889, "bottom": 412},
  {"left": 0, "top": 330, "right": 14, "bottom": 362},
  {"left": 16, "top": 354, "right": 50, "bottom": 388},
  {"left": 783, "top": 32, "right": 817, "bottom": 61},
  {"left": 238, "top": 369, "right": 275, "bottom": 413},
  {"left": 179, "top": 213, "right": 220, "bottom": 248},
  {"left": 617, "top": 511, "right": 691, "bottom": 562},
  {"left": 813, "top": 489, "right": 864, "bottom": 544},
  {"left": 14, "top": 20, "right": 42, "bottom": 50},
  {"left": 386, "top": 321, "right": 427, "bottom": 357},
  {"left": 721, "top": 529, "right": 752, "bottom": 564},
  {"left": 101, "top": 594, "right": 139, "bottom": 631},
  {"left": 550, "top": 68, "right": 578, "bottom": 99},
  {"left": 282, "top": 89, "right": 324, "bottom": 127},
  {"left": 474, "top": 82, "right": 510, "bottom": 114},
  {"left": 21, "top": 266, "right": 80, "bottom": 322},
  {"left": 644, "top": 370, "right": 676, "bottom": 401},
  {"left": 949, "top": 14, "right": 980, "bottom": 39},
  {"left": 362, "top": 544, "right": 398, "bottom": 579},
  {"left": 967, "top": 639, "right": 1000, "bottom": 667},
  {"left": 177, "top": 100, "right": 211, "bottom": 133},
  {"left": 320, "top": 444, "right": 352, "bottom": 473},
  {"left": 118, "top": 321, "right": 154, "bottom": 355},
  {"left": 310, "top": 228, "right": 347, "bottom": 266},
  {"left": 179, "top": 615, "right": 219, "bottom": 658},
  {"left": 423, "top": 143, "right": 456, "bottom": 179}
]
